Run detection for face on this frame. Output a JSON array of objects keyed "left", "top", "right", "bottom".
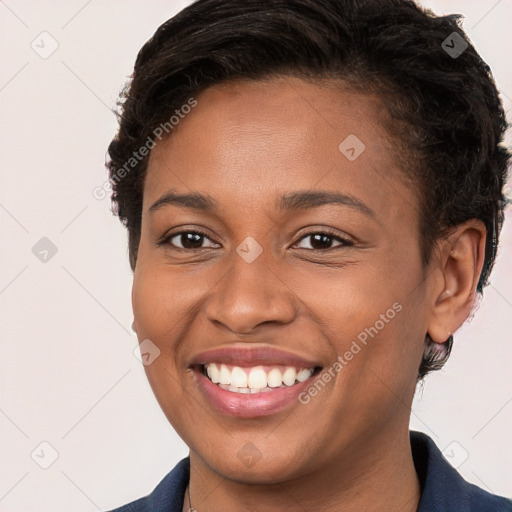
[{"left": 132, "top": 77, "right": 432, "bottom": 483}]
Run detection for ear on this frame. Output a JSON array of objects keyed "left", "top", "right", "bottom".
[{"left": 427, "top": 219, "right": 486, "bottom": 343}]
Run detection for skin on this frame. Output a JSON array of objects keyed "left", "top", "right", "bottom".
[{"left": 131, "top": 76, "right": 486, "bottom": 512}]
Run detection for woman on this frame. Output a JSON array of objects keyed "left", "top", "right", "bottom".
[{"left": 105, "top": 0, "right": 511, "bottom": 510}]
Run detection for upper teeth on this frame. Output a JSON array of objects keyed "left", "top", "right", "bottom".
[{"left": 205, "top": 363, "right": 314, "bottom": 390}]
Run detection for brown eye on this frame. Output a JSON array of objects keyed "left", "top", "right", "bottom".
[
  {"left": 295, "top": 232, "right": 352, "bottom": 250},
  {"left": 164, "top": 231, "right": 219, "bottom": 250}
]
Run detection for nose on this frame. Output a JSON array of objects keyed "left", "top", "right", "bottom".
[{"left": 204, "top": 251, "right": 296, "bottom": 334}]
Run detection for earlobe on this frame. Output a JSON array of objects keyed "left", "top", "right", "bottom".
[{"left": 427, "top": 220, "right": 486, "bottom": 343}]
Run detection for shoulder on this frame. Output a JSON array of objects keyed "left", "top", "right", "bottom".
[
  {"left": 106, "top": 456, "right": 190, "bottom": 512},
  {"left": 411, "top": 431, "right": 512, "bottom": 512}
]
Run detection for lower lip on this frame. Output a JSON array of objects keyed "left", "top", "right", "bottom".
[{"left": 194, "top": 369, "right": 315, "bottom": 418}]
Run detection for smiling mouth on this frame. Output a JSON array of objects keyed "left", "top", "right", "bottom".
[{"left": 198, "top": 363, "right": 322, "bottom": 394}]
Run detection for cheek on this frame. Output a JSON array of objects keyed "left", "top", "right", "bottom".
[
  {"left": 304, "top": 254, "right": 425, "bottom": 413},
  {"left": 132, "top": 264, "right": 195, "bottom": 338},
  {"left": 131, "top": 267, "right": 196, "bottom": 430},
  {"left": 131, "top": 268, "right": 190, "bottom": 399}
]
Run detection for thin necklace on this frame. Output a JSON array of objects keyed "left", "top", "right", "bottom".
[{"left": 187, "top": 485, "right": 197, "bottom": 512}]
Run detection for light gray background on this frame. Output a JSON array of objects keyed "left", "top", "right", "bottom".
[{"left": 0, "top": 1, "right": 511, "bottom": 510}]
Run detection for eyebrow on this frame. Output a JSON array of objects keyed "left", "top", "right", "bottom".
[{"left": 148, "top": 189, "right": 375, "bottom": 217}]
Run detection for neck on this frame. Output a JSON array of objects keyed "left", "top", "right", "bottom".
[{"left": 184, "top": 426, "right": 421, "bottom": 512}]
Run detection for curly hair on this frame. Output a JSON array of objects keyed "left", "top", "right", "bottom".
[{"left": 106, "top": 0, "right": 510, "bottom": 380}]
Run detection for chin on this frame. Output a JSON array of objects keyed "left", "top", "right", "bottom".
[{"left": 188, "top": 431, "right": 314, "bottom": 484}]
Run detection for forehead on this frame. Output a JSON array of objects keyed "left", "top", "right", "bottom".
[{"left": 143, "top": 76, "right": 417, "bottom": 222}]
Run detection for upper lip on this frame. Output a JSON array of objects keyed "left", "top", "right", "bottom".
[{"left": 190, "top": 344, "right": 321, "bottom": 368}]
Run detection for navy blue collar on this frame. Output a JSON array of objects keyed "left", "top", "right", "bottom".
[
  {"left": 410, "top": 431, "right": 511, "bottom": 511},
  {"left": 108, "top": 430, "right": 511, "bottom": 511}
]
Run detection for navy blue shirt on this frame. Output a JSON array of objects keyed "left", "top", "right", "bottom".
[{"left": 108, "top": 431, "right": 512, "bottom": 511}]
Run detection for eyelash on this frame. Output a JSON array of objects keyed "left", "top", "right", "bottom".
[{"left": 158, "top": 228, "right": 353, "bottom": 251}]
